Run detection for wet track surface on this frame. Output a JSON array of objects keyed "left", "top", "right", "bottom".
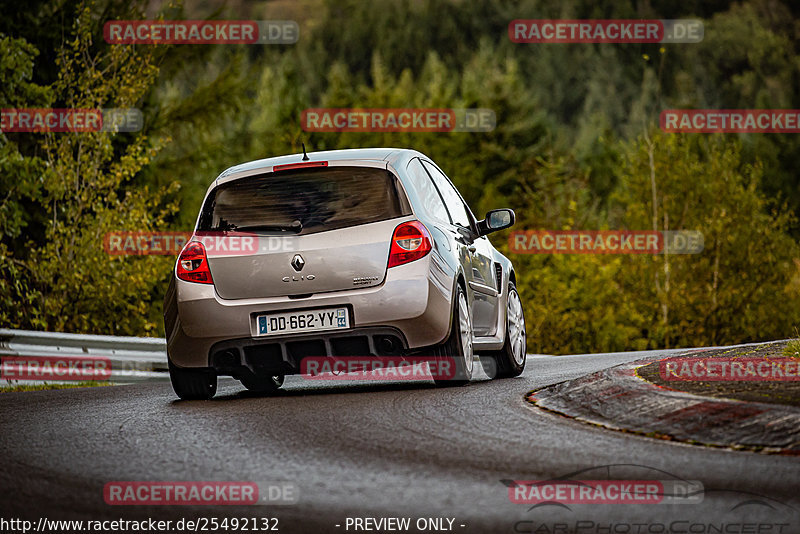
[{"left": 1, "top": 349, "right": 798, "bottom": 533}]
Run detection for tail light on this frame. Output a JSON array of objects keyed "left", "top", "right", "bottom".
[
  {"left": 388, "top": 221, "right": 432, "bottom": 268},
  {"left": 176, "top": 241, "right": 214, "bottom": 284}
]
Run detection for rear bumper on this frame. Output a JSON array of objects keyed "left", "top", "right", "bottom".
[
  {"left": 209, "top": 326, "right": 408, "bottom": 377},
  {"left": 165, "top": 257, "right": 454, "bottom": 368}
]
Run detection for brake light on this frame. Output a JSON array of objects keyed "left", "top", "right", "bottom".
[
  {"left": 273, "top": 161, "right": 328, "bottom": 172},
  {"left": 176, "top": 241, "right": 214, "bottom": 284},
  {"left": 388, "top": 221, "right": 432, "bottom": 268}
]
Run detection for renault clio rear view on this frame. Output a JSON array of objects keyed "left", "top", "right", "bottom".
[{"left": 163, "top": 148, "right": 526, "bottom": 399}]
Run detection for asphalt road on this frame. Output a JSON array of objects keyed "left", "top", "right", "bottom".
[{"left": 1, "top": 349, "right": 798, "bottom": 534}]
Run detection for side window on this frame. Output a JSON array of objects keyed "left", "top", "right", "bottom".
[
  {"left": 421, "top": 161, "right": 472, "bottom": 228},
  {"left": 406, "top": 158, "right": 451, "bottom": 224}
]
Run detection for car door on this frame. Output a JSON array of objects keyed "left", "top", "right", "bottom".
[{"left": 420, "top": 160, "right": 500, "bottom": 337}]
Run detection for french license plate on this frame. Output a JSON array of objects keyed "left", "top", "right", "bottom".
[{"left": 256, "top": 307, "right": 349, "bottom": 336}]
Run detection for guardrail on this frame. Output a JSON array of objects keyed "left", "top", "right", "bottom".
[{"left": 0, "top": 329, "right": 168, "bottom": 384}]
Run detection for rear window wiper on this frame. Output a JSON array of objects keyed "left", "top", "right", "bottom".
[{"left": 223, "top": 221, "right": 303, "bottom": 234}]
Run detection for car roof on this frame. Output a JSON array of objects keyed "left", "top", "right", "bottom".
[{"left": 216, "top": 148, "right": 426, "bottom": 181}]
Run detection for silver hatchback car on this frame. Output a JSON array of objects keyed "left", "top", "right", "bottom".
[{"left": 163, "top": 148, "right": 526, "bottom": 399}]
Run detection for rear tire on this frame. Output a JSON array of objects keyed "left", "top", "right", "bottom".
[
  {"left": 481, "top": 282, "right": 526, "bottom": 379},
  {"left": 168, "top": 359, "right": 217, "bottom": 400},
  {"left": 433, "top": 285, "right": 474, "bottom": 387},
  {"left": 240, "top": 372, "right": 284, "bottom": 395}
]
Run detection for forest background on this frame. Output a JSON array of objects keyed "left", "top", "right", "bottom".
[{"left": 2, "top": 0, "right": 799, "bottom": 354}]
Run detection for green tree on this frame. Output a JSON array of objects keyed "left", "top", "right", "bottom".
[
  {"left": 497, "top": 153, "right": 651, "bottom": 355},
  {"left": 613, "top": 131, "right": 800, "bottom": 347},
  {"left": 0, "top": 3, "right": 178, "bottom": 335},
  {"left": 0, "top": 35, "right": 54, "bottom": 328}
]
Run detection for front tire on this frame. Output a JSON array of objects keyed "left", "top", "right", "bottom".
[
  {"left": 168, "top": 359, "right": 217, "bottom": 400},
  {"left": 481, "top": 282, "right": 526, "bottom": 379},
  {"left": 433, "top": 285, "right": 474, "bottom": 387}
]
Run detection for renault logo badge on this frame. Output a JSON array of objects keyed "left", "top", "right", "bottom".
[{"left": 290, "top": 254, "right": 305, "bottom": 272}]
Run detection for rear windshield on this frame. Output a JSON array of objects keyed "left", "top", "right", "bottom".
[{"left": 198, "top": 166, "right": 411, "bottom": 235}]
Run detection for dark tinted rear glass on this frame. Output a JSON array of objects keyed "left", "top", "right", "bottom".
[{"left": 198, "top": 166, "right": 410, "bottom": 235}]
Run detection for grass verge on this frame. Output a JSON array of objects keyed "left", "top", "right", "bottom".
[
  {"left": 0, "top": 381, "right": 112, "bottom": 393},
  {"left": 638, "top": 340, "right": 800, "bottom": 407}
]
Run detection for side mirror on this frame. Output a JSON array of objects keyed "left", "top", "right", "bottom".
[{"left": 477, "top": 208, "right": 515, "bottom": 236}]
